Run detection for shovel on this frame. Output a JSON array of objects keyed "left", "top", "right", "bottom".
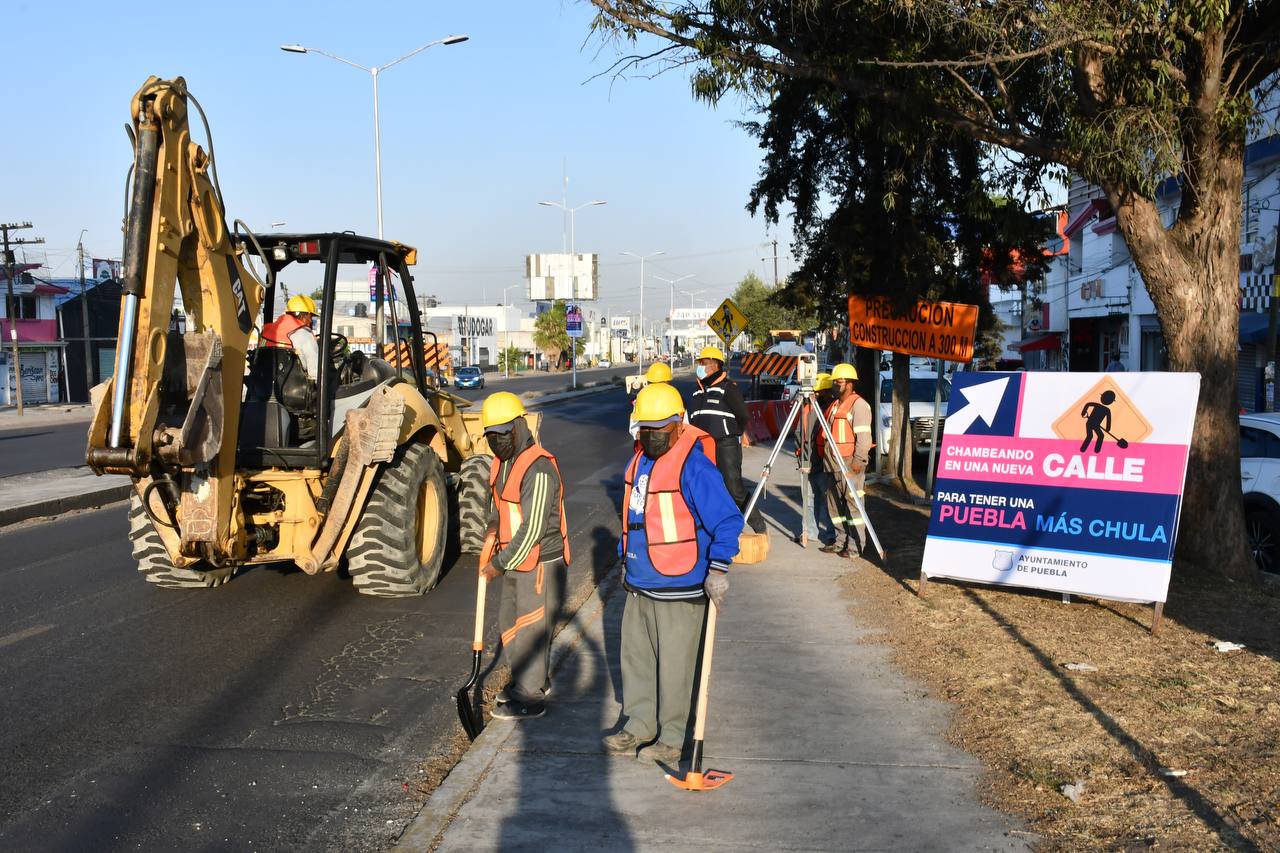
[
  {"left": 1101, "top": 427, "right": 1129, "bottom": 449},
  {"left": 456, "top": 534, "right": 496, "bottom": 740},
  {"left": 666, "top": 600, "right": 733, "bottom": 792}
]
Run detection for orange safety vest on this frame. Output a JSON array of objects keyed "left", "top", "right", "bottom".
[
  {"left": 489, "top": 444, "right": 571, "bottom": 572},
  {"left": 261, "top": 312, "right": 308, "bottom": 348},
  {"left": 819, "top": 393, "right": 867, "bottom": 457},
  {"left": 631, "top": 423, "right": 717, "bottom": 466},
  {"left": 621, "top": 427, "right": 707, "bottom": 577}
]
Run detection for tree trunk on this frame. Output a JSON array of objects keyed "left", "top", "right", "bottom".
[
  {"left": 890, "top": 353, "right": 924, "bottom": 496},
  {"left": 1106, "top": 152, "right": 1257, "bottom": 583}
]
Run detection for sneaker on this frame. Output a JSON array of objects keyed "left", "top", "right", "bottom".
[
  {"left": 636, "top": 741, "right": 682, "bottom": 765},
  {"left": 496, "top": 683, "right": 553, "bottom": 705},
  {"left": 490, "top": 698, "right": 546, "bottom": 720},
  {"left": 602, "top": 730, "right": 643, "bottom": 754}
]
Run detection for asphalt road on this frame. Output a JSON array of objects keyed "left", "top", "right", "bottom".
[{"left": 0, "top": 388, "right": 635, "bottom": 851}]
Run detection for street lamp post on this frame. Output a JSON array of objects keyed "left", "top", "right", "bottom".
[
  {"left": 538, "top": 199, "right": 605, "bottom": 306},
  {"left": 621, "top": 251, "right": 664, "bottom": 374},
  {"left": 281, "top": 35, "right": 468, "bottom": 239},
  {"left": 653, "top": 273, "right": 693, "bottom": 356},
  {"left": 502, "top": 284, "right": 517, "bottom": 378},
  {"left": 680, "top": 288, "right": 707, "bottom": 308}
]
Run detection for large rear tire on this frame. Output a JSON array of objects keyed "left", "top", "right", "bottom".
[
  {"left": 457, "top": 453, "right": 493, "bottom": 554},
  {"left": 128, "top": 494, "right": 235, "bottom": 589},
  {"left": 347, "top": 440, "right": 448, "bottom": 597}
]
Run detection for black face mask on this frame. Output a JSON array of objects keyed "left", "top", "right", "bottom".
[
  {"left": 638, "top": 429, "right": 674, "bottom": 459},
  {"left": 489, "top": 431, "right": 518, "bottom": 460}
]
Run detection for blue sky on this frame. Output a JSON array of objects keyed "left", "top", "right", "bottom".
[{"left": 4, "top": 0, "right": 792, "bottom": 322}]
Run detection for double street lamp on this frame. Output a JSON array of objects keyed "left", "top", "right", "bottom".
[
  {"left": 652, "top": 273, "right": 693, "bottom": 355},
  {"left": 621, "top": 250, "right": 664, "bottom": 374},
  {"left": 281, "top": 34, "right": 469, "bottom": 239}
]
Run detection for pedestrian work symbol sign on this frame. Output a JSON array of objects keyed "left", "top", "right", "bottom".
[{"left": 707, "top": 298, "right": 748, "bottom": 347}]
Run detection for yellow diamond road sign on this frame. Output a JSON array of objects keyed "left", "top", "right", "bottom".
[{"left": 707, "top": 298, "right": 748, "bottom": 346}]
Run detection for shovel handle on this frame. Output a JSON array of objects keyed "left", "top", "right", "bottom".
[
  {"left": 472, "top": 571, "right": 488, "bottom": 652},
  {"left": 691, "top": 601, "right": 719, "bottom": 743}
]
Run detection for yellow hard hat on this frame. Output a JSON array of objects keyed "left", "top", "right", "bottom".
[
  {"left": 644, "top": 362, "right": 673, "bottom": 383},
  {"left": 697, "top": 345, "right": 726, "bottom": 363},
  {"left": 813, "top": 373, "right": 833, "bottom": 392},
  {"left": 481, "top": 391, "right": 526, "bottom": 430},
  {"left": 831, "top": 363, "right": 858, "bottom": 381},
  {"left": 633, "top": 382, "right": 685, "bottom": 425},
  {"left": 286, "top": 294, "right": 318, "bottom": 316}
]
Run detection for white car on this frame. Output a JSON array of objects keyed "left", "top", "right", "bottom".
[
  {"left": 878, "top": 370, "right": 952, "bottom": 456},
  {"left": 1240, "top": 412, "right": 1280, "bottom": 575},
  {"left": 598, "top": 359, "right": 612, "bottom": 369}
]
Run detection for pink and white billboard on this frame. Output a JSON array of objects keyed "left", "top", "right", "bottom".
[{"left": 922, "top": 372, "right": 1200, "bottom": 603}]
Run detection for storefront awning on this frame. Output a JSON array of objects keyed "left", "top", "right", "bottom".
[{"left": 1013, "top": 332, "right": 1063, "bottom": 352}]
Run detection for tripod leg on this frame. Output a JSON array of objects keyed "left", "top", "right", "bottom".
[
  {"left": 742, "top": 394, "right": 804, "bottom": 523},
  {"left": 812, "top": 404, "right": 886, "bottom": 561}
]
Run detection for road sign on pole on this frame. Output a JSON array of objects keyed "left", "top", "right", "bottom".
[
  {"left": 566, "top": 304, "right": 584, "bottom": 390},
  {"left": 707, "top": 298, "right": 748, "bottom": 348}
]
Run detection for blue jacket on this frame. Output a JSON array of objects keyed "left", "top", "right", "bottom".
[{"left": 618, "top": 443, "right": 744, "bottom": 599}]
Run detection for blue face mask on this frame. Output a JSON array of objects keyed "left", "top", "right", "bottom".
[{"left": 695, "top": 365, "right": 707, "bottom": 380}]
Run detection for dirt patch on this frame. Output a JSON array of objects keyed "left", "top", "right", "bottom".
[{"left": 846, "top": 487, "right": 1280, "bottom": 852}]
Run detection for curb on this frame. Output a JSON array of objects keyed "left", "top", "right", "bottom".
[
  {"left": 0, "top": 478, "right": 132, "bottom": 528},
  {"left": 392, "top": 568, "right": 623, "bottom": 851},
  {"left": 521, "top": 380, "right": 621, "bottom": 408}
]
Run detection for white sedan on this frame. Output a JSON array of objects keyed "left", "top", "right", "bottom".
[{"left": 1240, "top": 412, "right": 1280, "bottom": 575}]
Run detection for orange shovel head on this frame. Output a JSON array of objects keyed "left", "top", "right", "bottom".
[{"left": 665, "top": 769, "right": 734, "bottom": 791}]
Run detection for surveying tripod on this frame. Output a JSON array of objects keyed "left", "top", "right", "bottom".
[{"left": 742, "top": 386, "right": 886, "bottom": 561}]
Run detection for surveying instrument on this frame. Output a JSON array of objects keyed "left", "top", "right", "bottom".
[{"left": 742, "top": 353, "right": 886, "bottom": 560}]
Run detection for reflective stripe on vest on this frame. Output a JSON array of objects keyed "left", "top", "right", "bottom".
[
  {"left": 488, "top": 445, "right": 572, "bottom": 572},
  {"left": 621, "top": 428, "right": 703, "bottom": 577},
  {"left": 261, "top": 312, "right": 307, "bottom": 348},
  {"left": 823, "top": 395, "right": 860, "bottom": 457}
]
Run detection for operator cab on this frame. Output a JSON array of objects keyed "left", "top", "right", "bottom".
[{"left": 235, "top": 233, "right": 435, "bottom": 469}]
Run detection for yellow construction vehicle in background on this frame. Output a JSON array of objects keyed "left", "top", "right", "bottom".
[{"left": 86, "top": 76, "right": 501, "bottom": 595}]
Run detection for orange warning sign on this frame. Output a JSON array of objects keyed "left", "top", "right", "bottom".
[
  {"left": 1051, "top": 377, "right": 1153, "bottom": 451},
  {"left": 847, "top": 296, "right": 978, "bottom": 362}
]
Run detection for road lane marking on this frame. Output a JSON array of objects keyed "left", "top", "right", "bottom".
[{"left": 0, "top": 623, "right": 55, "bottom": 649}]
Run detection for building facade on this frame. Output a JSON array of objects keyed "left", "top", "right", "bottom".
[{"left": 1, "top": 266, "right": 69, "bottom": 405}]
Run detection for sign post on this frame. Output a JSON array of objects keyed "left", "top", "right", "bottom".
[
  {"left": 566, "top": 303, "right": 584, "bottom": 390},
  {"left": 920, "top": 371, "right": 1200, "bottom": 630},
  {"left": 848, "top": 296, "right": 979, "bottom": 494}
]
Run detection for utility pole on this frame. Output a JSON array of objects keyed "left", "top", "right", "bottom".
[
  {"left": 761, "top": 239, "right": 781, "bottom": 287},
  {"left": 2, "top": 222, "right": 45, "bottom": 415},
  {"left": 77, "top": 235, "right": 93, "bottom": 402}
]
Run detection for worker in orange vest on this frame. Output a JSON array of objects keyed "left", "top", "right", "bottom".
[
  {"left": 819, "top": 363, "right": 874, "bottom": 558},
  {"left": 794, "top": 373, "right": 837, "bottom": 548},
  {"left": 603, "top": 383, "right": 743, "bottom": 765},
  {"left": 260, "top": 294, "right": 320, "bottom": 379},
  {"left": 479, "top": 392, "right": 571, "bottom": 721}
]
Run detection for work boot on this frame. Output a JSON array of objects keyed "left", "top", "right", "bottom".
[
  {"left": 490, "top": 698, "right": 546, "bottom": 720},
  {"left": 602, "top": 730, "right": 643, "bottom": 754},
  {"left": 497, "top": 683, "right": 552, "bottom": 705},
  {"left": 819, "top": 540, "right": 843, "bottom": 554},
  {"left": 637, "top": 741, "right": 682, "bottom": 765}
]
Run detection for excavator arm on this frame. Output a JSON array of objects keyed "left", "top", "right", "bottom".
[{"left": 87, "top": 76, "right": 264, "bottom": 563}]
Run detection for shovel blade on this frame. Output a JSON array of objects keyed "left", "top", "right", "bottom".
[{"left": 665, "top": 769, "right": 733, "bottom": 791}]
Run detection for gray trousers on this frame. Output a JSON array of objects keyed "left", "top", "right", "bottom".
[
  {"left": 498, "top": 557, "right": 565, "bottom": 702},
  {"left": 620, "top": 592, "right": 707, "bottom": 749},
  {"left": 824, "top": 451, "right": 867, "bottom": 552}
]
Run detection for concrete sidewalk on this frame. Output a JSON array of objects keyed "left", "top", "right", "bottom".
[
  {"left": 396, "top": 448, "right": 1027, "bottom": 852},
  {"left": 0, "top": 467, "right": 131, "bottom": 527},
  {"left": 0, "top": 403, "right": 94, "bottom": 432}
]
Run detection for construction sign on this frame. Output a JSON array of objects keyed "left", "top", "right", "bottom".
[
  {"left": 707, "top": 298, "right": 748, "bottom": 347},
  {"left": 921, "top": 371, "right": 1201, "bottom": 605},
  {"left": 848, "top": 296, "right": 979, "bottom": 362},
  {"left": 740, "top": 352, "right": 798, "bottom": 378}
]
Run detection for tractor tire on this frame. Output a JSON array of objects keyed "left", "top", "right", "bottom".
[
  {"left": 128, "top": 494, "right": 236, "bottom": 589},
  {"left": 457, "top": 453, "right": 493, "bottom": 554},
  {"left": 347, "top": 440, "right": 448, "bottom": 597}
]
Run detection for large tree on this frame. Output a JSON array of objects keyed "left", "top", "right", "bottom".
[{"left": 590, "top": 0, "right": 1279, "bottom": 582}]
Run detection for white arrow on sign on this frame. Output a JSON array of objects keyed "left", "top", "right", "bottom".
[{"left": 944, "top": 377, "right": 1010, "bottom": 434}]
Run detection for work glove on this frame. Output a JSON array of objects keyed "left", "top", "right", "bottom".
[
  {"left": 704, "top": 569, "right": 729, "bottom": 611},
  {"left": 480, "top": 563, "right": 503, "bottom": 583}
]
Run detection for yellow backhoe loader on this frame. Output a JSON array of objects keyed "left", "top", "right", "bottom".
[{"left": 86, "top": 76, "right": 501, "bottom": 595}]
